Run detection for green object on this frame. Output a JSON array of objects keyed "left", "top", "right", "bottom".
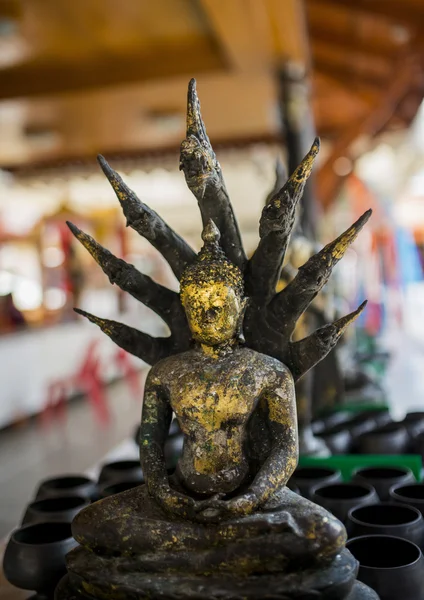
[{"left": 299, "top": 454, "right": 422, "bottom": 482}]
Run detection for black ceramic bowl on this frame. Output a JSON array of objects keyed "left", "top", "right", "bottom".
[
  {"left": 347, "top": 503, "right": 424, "bottom": 548},
  {"left": 99, "top": 479, "right": 143, "bottom": 498},
  {"left": 356, "top": 423, "right": 408, "bottom": 455},
  {"left": 98, "top": 460, "right": 144, "bottom": 485},
  {"left": 311, "top": 482, "right": 378, "bottom": 523},
  {"left": 289, "top": 467, "right": 342, "bottom": 499},
  {"left": 3, "top": 522, "right": 78, "bottom": 595},
  {"left": 412, "top": 430, "right": 424, "bottom": 460},
  {"left": 314, "top": 411, "right": 352, "bottom": 433},
  {"left": 352, "top": 466, "right": 415, "bottom": 501},
  {"left": 346, "top": 410, "right": 392, "bottom": 438},
  {"left": 21, "top": 495, "right": 90, "bottom": 525},
  {"left": 390, "top": 483, "right": 424, "bottom": 517},
  {"left": 315, "top": 424, "right": 352, "bottom": 454},
  {"left": 402, "top": 411, "right": 424, "bottom": 437},
  {"left": 35, "top": 475, "right": 96, "bottom": 501},
  {"left": 347, "top": 535, "right": 424, "bottom": 600}
]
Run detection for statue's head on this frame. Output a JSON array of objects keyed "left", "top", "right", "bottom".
[{"left": 180, "top": 221, "right": 245, "bottom": 346}]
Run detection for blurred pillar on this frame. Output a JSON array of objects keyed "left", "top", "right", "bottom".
[{"left": 277, "top": 63, "right": 320, "bottom": 240}]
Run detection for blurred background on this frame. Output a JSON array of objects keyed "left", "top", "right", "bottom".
[{"left": 0, "top": 0, "right": 424, "bottom": 535}]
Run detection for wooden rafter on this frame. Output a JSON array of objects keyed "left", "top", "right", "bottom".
[
  {"left": 197, "top": 0, "right": 272, "bottom": 71},
  {"left": 316, "top": 55, "right": 420, "bottom": 209},
  {"left": 309, "top": 26, "right": 404, "bottom": 59},
  {"left": 314, "top": 0, "right": 424, "bottom": 30},
  {"left": 198, "top": 0, "right": 310, "bottom": 71},
  {"left": 314, "top": 62, "right": 390, "bottom": 90},
  {"left": 0, "top": 37, "right": 223, "bottom": 100}
]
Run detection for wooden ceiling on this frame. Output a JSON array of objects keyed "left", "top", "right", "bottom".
[{"left": 0, "top": 0, "right": 423, "bottom": 180}]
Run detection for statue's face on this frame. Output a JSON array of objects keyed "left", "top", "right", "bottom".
[{"left": 182, "top": 281, "right": 241, "bottom": 345}]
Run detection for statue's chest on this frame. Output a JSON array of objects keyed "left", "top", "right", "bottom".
[{"left": 169, "top": 365, "right": 257, "bottom": 431}]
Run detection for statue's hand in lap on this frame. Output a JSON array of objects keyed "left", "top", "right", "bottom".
[
  {"left": 191, "top": 491, "right": 260, "bottom": 523},
  {"left": 156, "top": 485, "right": 199, "bottom": 520}
]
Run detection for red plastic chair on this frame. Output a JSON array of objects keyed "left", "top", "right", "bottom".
[{"left": 41, "top": 339, "right": 110, "bottom": 427}]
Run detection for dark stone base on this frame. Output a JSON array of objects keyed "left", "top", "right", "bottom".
[
  {"left": 346, "top": 582, "right": 379, "bottom": 599},
  {"left": 55, "top": 549, "right": 379, "bottom": 600}
]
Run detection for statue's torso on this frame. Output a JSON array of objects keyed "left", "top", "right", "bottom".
[{"left": 153, "top": 346, "right": 290, "bottom": 495}]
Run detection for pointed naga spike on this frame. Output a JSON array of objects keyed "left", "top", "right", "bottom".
[
  {"left": 287, "top": 301, "right": 367, "bottom": 381},
  {"left": 179, "top": 78, "right": 246, "bottom": 271},
  {"left": 246, "top": 138, "right": 320, "bottom": 301},
  {"left": 67, "top": 221, "right": 182, "bottom": 328},
  {"left": 271, "top": 209, "right": 372, "bottom": 337},
  {"left": 97, "top": 155, "right": 196, "bottom": 280},
  {"left": 74, "top": 308, "right": 171, "bottom": 366}
]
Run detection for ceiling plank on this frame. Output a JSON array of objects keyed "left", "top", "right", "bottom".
[
  {"left": 309, "top": 26, "right": 403, "bottom": 59},
  {"left": 0, "top": 0, "right": 20, "bottom": 18},
  {"left": 0, "top": 37, "right": 223, "bottom": 100},
  {"left": 198, "top": 0, "right": 310, "bottom": 71},
  {"left": 310, "top": 0, "right": 424, "bottom": 31},
  {"left": 265, "top": 0, "right": 310, "bottom": 67},
  {"left": 316, "top": 56, "right": 419, "bottom": 209},
  {"left": 315, "top": 62, "right": 389, "bottom": 89},
  {"left": 197, "top": 0, "right": 273, "bottom": 71},
  {"left": 314, "top": 71, "right": 379, "bottom": 108},
  {"left": 312, "top": 40, "right": 392, "bottom": 81}
]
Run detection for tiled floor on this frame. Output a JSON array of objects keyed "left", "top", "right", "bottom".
[{"left": 0, "top": 379, "right": 142, "bottom": 538}]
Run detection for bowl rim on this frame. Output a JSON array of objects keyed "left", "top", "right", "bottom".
[
  {"left": 10, "top": 521, "right": 75, "bottom": 547},
  {"left": 291, "top": 466, "right": 341, "bottom": 480},
  {"left": 347, "top": 534, "right": 422, "bottom": 570},
  {"left": 352, "top": 465, "right": 412, "bottom": 479},
  {"left": 26, "top": 495, "right": 90, "bottom": 512},
  {"left": 38, "top": 474, "right": 94, "bottom": 489},
  {"left": 347, "top": 502, "right": 423, "bottom": 528},
  {"left": 390, "top": 482, "right": 424, "bottom": 501},
  {"left": 311, "top": 481, "right": 376, "bottom": 501}
]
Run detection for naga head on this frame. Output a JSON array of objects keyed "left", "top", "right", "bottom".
[{"left": 180, "top": 220, "right": 246, "bottom": 347}]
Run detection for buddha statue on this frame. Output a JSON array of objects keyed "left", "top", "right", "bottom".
[{"left": 56, "top": 80, "right": 377, "bottom": 599}]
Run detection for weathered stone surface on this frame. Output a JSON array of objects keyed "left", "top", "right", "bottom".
[
  {"left": 58, "top": 549, "right": 361, "bottom": 600},
  {"left": 71, "top": 485, "right": 346, "bottom": 571}
]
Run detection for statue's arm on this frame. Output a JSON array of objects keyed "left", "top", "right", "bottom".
[
  {"left": 139, "top": 368, "right": 173, "bottom": 496},
  {"left": 248, "top": 368, "right": 298, "bottom": 504},
  {"left": 139, "top": 367, "right": 197, "bottom": 519}
]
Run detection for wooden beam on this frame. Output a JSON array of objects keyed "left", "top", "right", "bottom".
[
  {"left": 278, "top": 64, "right": 319, "bottom": 238},
  {"left": 316, "top": 56, "right": 419, "bottom": 209},
  {"left": 315, "top": 62, "right": 389, "bottom": 90},
  {"left": 310, "top": 26, "right": 402, "bottom": 59},
  {"left": 198, "top": 0, "right": 310, "bottom": 71},
  {"left": 0, "top": 37, "right": 223, "bottom": 100},
  {"left": 1, "top": 132, "right": 282, "bottom": 174},
  {"left": 313, "top": 40, "right": 392, "bottom": 82},
  {"left": 312, "top": 0, "right": 424, "bottom": 31},
  {"left": 265, "top": 0, "right": 311, "bottom": 67},
  {"left": 197, "top": 0, "right": 273, "bottom": 71},
  {"left": 0, "top": 0, "right": 20, "bottom": 18},
  {"left": 314, "top": 71, "right": 379, "bottom": 109}
]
